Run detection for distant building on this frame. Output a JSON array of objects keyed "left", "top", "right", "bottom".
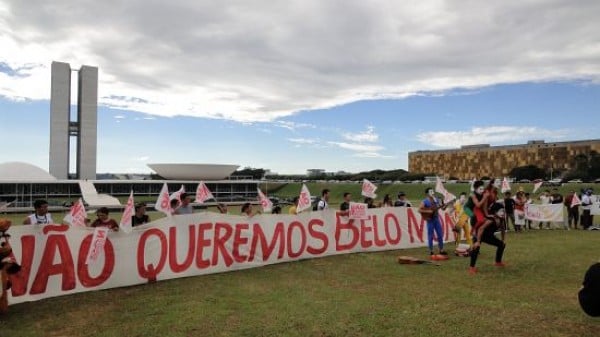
[
  {"left": 307, "top": 169, "right": 326, "bottom": 177},
  {"left": 408, "top": 139, "right": 600, "bottom": 179}
]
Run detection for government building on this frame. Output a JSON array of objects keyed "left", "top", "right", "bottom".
[{"left": 408, "top": 139, "right": 600, "bottom": 179}]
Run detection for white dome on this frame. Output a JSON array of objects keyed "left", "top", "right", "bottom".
[{"left": 0, "top": 162, "right": 57, "bottom": 181}]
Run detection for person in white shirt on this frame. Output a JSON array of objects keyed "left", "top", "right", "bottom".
[
  {"left": 316, "top": 189, "right": 330, "bottom": 211},
  {"left": 23, "top": 200, "right": 54, "bottom": 225},
  {"left": 581, "top": 189, "right": 593, "bottom": 230}
]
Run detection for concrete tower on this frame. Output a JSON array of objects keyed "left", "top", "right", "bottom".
[{"left": 49, "top": 61, "right": 98, "bottom": 180}]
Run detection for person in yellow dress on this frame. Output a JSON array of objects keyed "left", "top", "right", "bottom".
[{"left": 453, "top": 192, "right": 473, "bottom": 246}]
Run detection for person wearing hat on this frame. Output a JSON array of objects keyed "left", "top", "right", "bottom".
[
  {"left": 579, "top": 262, "right": 600, "bottom": 317},
  {"left": 132, "top": 202, "right": 150, "bottom": 226},
  {"left": 394, "top": 192, "right": 412, "bottom": 207}
]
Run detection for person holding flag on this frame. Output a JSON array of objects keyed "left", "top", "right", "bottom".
[
  {"left": 564, "top": 190, "right": 580, "bottom": 229},
  {"left": 132, "top": 202, "right": 151, "bottom": 226},
  {"left": 418, "top": 187, "right": 449, "bottom": 257},
  {"left": 91, "top": 207, "right": 119, "bottom": 231}
]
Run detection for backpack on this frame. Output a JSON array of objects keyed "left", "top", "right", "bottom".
[{"left": 312, "top": 197, "right": 321, "bottom": 211}]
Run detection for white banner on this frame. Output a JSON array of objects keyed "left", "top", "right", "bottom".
[
  {"left": 514, "top": 209, "right": 525, "bottom": 225},
  {"left": 6, "top": 207, "right": 457, "bottom": 306},
  {"left": 525, "top": 204, "right": 564, "bottom": 222},
  {"left": 592, "top": 195, "right": 600, "bottom": 215}
]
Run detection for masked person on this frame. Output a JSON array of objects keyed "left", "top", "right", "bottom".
[
  {"left": 419, "top": 188, "right": 448, "bottom": 257},
  {"left": 469, "top": 201, "right": 507, "bottom": 274},
  {"left": 453, "top": 192, "right": 472, "bottom": 246}
]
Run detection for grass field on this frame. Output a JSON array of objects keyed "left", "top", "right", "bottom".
[{"left": 0, "top": 230, "right": 598, "bottom": 337}]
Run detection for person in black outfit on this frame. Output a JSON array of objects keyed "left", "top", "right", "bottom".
[
  {"left": 132, "top": 202, "right": 150, "bottom": 226},
  {"left": 340, "top": 192, "right": 352, "bottom": 212},
  {"left": 503, "top": 191, "right": 515, "bottom": 231},
  {"left": 469, "top": 202, "right": 506, "bottom": 274},
  {"left": 579, "top": 262, "right": 600, "bottom": 317}
]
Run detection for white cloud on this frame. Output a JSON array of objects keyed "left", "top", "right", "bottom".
[
  {"left": 353, "top": 152, "right": 395, "bottom": 159},
  {"left": 114, "top": 115, "right": 125, "bottom": 119},
  {"left": 343, "top": 126, "right": 379, "bottom": 143},
  {"left": 416, "top": 126, "right": 569, "bottom": 148},
  {"left": 328, "top": 141, "right": 383, "bottom": 153},
  {"left": 134, "top": 156, "right": 150, "bottom": 161},
  {"left": 288, "top": 138, "right": 318, "bottom": 145},
  {"left": 1, "top": 1, "right": 600, "bottom": 122}
]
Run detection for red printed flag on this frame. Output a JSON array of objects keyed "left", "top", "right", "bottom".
[
  {"left": 64, "top": 198, "right": 87, "bottom": 227},
  {"left": 119, "top": 190, "right": 134, "bottom": 233},
  {"left": 571, "top": 193, "right": 582, "bottom": 208},
  {"left": 296, "top": 184, "right": 312, "bottom": 213},
  {"left": 85, "top": 227, "right": 110, "bottom": 265},
  {"left": 195, "top": 181, "right": 215, "bottom": 204},
  {"left": 170, "top": 185, "right": 185, "bottom": 202},
  {"left": 501, "top": 177, "right": 511, "bottom": 193},
  {"left": 257, "top": 188, "right": 273, "bottom": 212},
  {"left": 361, "top": 179, "right": 377, "bottom": 198},
  {"left": 155, "top": 183, "right": 172, "bottom": 216}
]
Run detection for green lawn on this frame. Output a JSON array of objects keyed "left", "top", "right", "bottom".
[{"left": 1, "top": 230, "right": 598, "bottom": 337}]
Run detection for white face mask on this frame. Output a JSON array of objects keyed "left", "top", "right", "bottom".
[
  {"left": 428, "top": 190, "right": 435, "bottom": 197},
  {"left": 459, "top": 195, "right": 466, "bottom": 203},
  {"left": 476, "top": 187, "right": 485, "bottom": 194},
  {"left": 493, "top": 179, "right": 501, "bottom": 188}
]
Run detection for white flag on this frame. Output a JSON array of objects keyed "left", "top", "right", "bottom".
[
  {"left": 435, "top": 177, "right": 456, "bottom": 204},
  {"left": 195, "top": 181, "right": 215, "bottom": 204},
  {"left": 533, "top": 180, "right": 543, "bottom": 194},
  {"left": 119, "top": 190, "right": 134, "bottom": 233},
  {"left": 85, "top": 227, "right": 110, "bottom": 265},
  {"left": 170, "top": 184, "right": 185, "bottom": 201},
  {"left": 257, "top": 188, "right": 273, "bottom": 212},
  {"left": 64, "top": 198, "right": 87, "bottom": 227},
  {"left": 571, "top": 193, "right": 582, "bottom": 208},
  {"left": 501, "top": 177, "right": 511, "bottom": 193},
  {"left": 296, "top": 184, "right": 312, "bottom": 213},
  {"left": 361, "top": 179, "right": 377, "bottom": 198},
  {"left": 155, "top": 183, "right": 172, "bottom": 216}
]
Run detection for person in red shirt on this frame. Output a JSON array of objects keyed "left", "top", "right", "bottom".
[{"left": 91, "top": 207, "right": 119, "bottom": 231}]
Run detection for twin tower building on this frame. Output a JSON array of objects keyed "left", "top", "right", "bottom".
[{"left": 49, "top": 61, "right": 98, "bottom": 180}]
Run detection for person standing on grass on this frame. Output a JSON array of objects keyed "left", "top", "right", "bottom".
[
  {"left": 513, "top": 191, "right": 526, "bottom": 232},
  {"left": 581, "top": 189, "right": 593, "bottom": 230},
  {"left": 381, "top": 194, "right": 393, "bottom": 207},
  {"left": 524, "top": 192, "right": 533, "bottom": 230},
  {"left": 503, "top": 191, "right": 516, "bottom": 232},
  {"left": 419, "top": 187, "right": 448, "bottom": 256},
  {"left": 469, "top": 202, "right": 507, "bottom": 274},
  {"left": 23, "top": 199, "right": 54, "bottom": 225},
  {"left": 339, "top": 192, "right": 352, "bottom": 216},
  {"left": 453, "top": 192, "right": 472, "bottom": 246},
  {"left": 564, "top": 191, "right": 579, "bottom": 229},
  {"left": 550, "top": 188, "right": 565, "bottom": 230}
]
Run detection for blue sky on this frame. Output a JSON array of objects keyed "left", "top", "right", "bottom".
[{"left": 1, "top": 1, "right": 599, "bottom": 175}]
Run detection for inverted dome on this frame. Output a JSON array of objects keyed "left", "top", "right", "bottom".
[
  {"left": 0, "top": 162, "right": 57, "bottom": 181},
  {"left": 147, "top": 163, "right": 240, "bottom": 180}
]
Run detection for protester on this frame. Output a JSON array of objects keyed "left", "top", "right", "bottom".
[
  {"left": 174, "top": 193, "right": 193, "bottom": 215},
  {"left": 132, "top": 202, "right": 150, "bottom": 226},
  {"left": 579, "top": 262, "right": 600, "bottom": 317},
  {"left": 581, "top": 189, "right": 593, "bottom": 230},
  {"left": 418, "top": 187, "right": 448, "bottom": 256},
  {"left": 241, "top": 203, "right": 260, "bottom": 217},
  {"left": 453, "top": 192, "right": 472, "bottom": 246},
  {"left": 381, "top": 194, "right": 393, "bottom": 207},
  {"left": 90, "top": 207, "right": 119, "bottom": 231},
  {"left": 551, "top": 188, "right": 565, "bottom": 229},
  {"left": 271, "top": 205, "right": 281, "bottom": 214},
  {"left": 525, "top": 192, "right": 533, "bottom": 230},
  {"left": 364, "top": 197, "right": 376, "bottom": 209},
  {"left": 503, "top": 191, "right": 516, "bottom": 232},
  {"left": 513, "top": 191, "right": 526, "bottom": 232},
  {"left": 564, "top": 191, "right": 579, "bottom": 229},
  {"left": 316, "top": 189, "right": 330, "bottom": 210},
  {"left": 340, "top": 193, "right": 352, "bottom": 212},
  {"left": 394, "top": 192, "right": 412, "bottom": 207},
  {"left": 288, "top": 197, "right": 299, "bottom": 215},
  {"left": 23, "top": 199, "right": 54, "bottom": 225},
  {"left": 470, "top": 180, "right": 493, "bottom": 237},
  {"left": 538, "top": 190, "right": 552, "bottom": 229}
]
